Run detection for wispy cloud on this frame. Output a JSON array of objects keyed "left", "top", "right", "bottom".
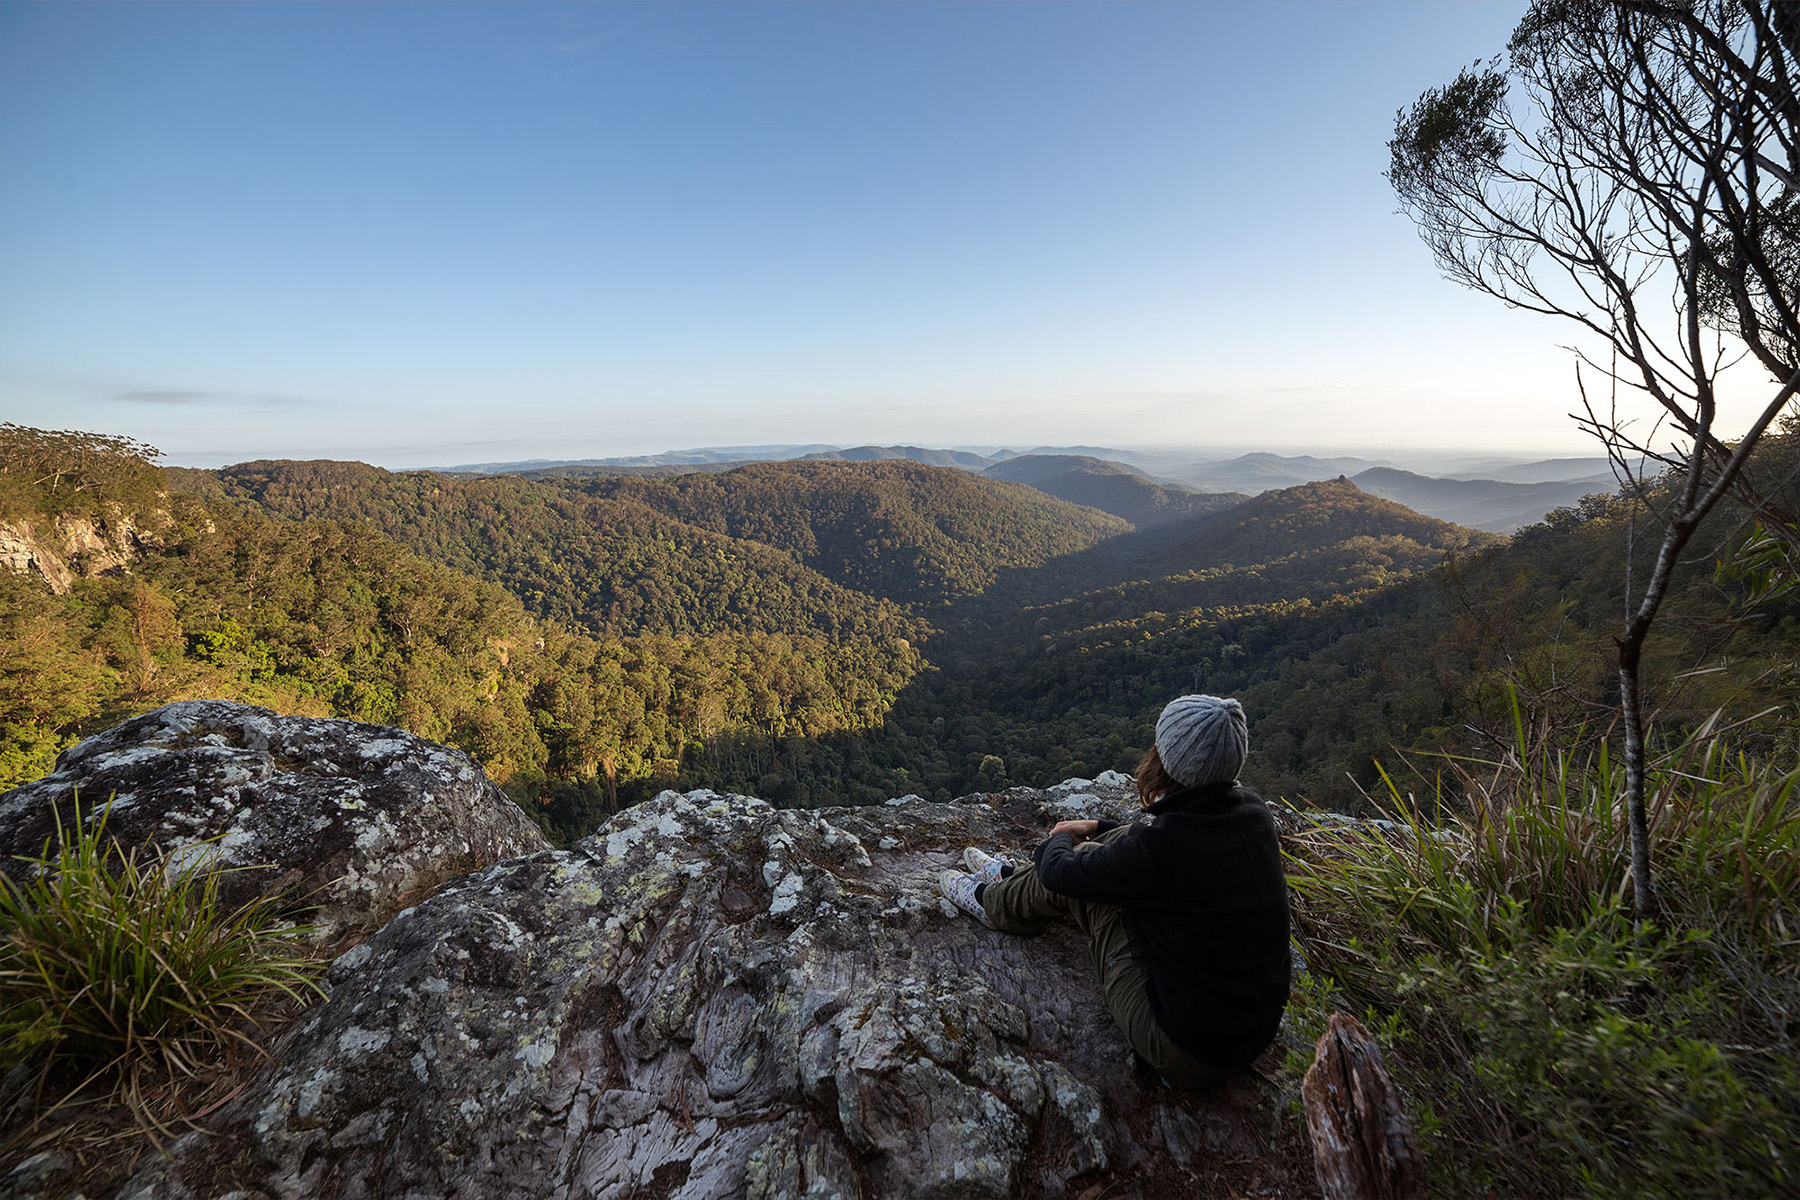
[
  {"left": 110, "top": 387, "right": 324, "bottom": 409},
  {"left": 549, "top": 18, "right": 690, "bottom": 61},
  {"left": 553, "top": 34, "right": 615, "bottom": 57},
  {"left": 553, "top": 38, "right": 594, "bottom": 56},
  {"left": 113, "top": 389, "right": 213, "bottom": 405}
]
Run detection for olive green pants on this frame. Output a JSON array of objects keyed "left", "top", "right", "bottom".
[{"left": 980, "top": 825, "right": 1236, "bottom": 1090}]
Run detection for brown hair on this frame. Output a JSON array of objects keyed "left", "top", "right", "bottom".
[{"left": 1135, "top": 744, "right": 1179, "bottom": 808}]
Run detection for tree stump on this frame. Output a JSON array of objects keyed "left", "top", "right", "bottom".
[{"left": 1301, "top": 1012, "right": 1427, "bottom": 1200}]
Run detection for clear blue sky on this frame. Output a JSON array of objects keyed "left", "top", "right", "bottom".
[{"left": 2, "top": 1, "right": 1613, "bottom": 469}]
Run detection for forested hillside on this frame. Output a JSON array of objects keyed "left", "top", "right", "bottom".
[
  {"left": 981, "top": 454, "right": 1245, "bottom": 528},
  {"left": 183, "top": 458, "right": 1125, "bottom": 619},
  {"left": 7, "top": 421, "right": 1794, "bottom": 833},
  {"left": 695, "top": 478, "right": 1507, "bottom": 805},
  {"left": 577, "top": 460, "right": 1130, "bottom": 605},
  {"left": 177, "top": 460, "right": 923, "bottom": 643},
  {"left": 2, "top": 428, "right": 923, "bottom": 839},
  {"left": 660, "top": 460, "right": 1795, "bottom": 810}
]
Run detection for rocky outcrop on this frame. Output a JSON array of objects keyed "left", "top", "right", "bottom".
[
  {"left": 118, "top": 776, "right": 1312, "bottom": 1199},
  {"left": 4, "top": 703, "right": 1318, "bottom": 1198},
  {"left": 0, "top": 506, "right": 170, "bottom": 593},
  {"left": 0, "top": 701, "right": 550, "bottom": 942}
]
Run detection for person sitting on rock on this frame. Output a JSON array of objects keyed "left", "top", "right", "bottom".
[{"left": 937, "top": 694, "right": 1291, "bottom": 1088}]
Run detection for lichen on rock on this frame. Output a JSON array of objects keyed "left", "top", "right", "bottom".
[
  {"left": 117, "top": 774, "right": 1305, "bottom": 1197},
  {"left": 0, "top": 700, "right": 549, "bottom": 942}
]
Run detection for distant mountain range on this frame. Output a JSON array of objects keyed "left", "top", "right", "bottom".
[
  {"left": 1143, "top": 452, "right": 1384, "bottom": 493},
  {"left": 1349, "top": 467, "right": 1617, "bottom": 534},
  {"left": 800, "top": 445, "right": 997, "bottom": 471},
  {"left": 446, "top": 445, "right": 841, "bottom": 473},
  {"left": 1442, "top": 456, "right": 1621, "bottom": 484},
  {"left": 439, "top": 444, "right": 1629, "bottom": 533}
]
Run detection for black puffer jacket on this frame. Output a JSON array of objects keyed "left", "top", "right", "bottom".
[{"left": 1033, "top": 781, "right": 1291, "bottom": 1068}]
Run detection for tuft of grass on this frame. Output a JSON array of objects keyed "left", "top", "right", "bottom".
[
  {"left": 1284, "top": 700, "right": 1800, "bottom": 1197},
  {"left": 0, "top": 791, "right": 326, "bottom": 1133}
]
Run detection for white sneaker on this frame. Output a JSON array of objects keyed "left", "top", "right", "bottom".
[
  {"left": 962, "top": 845, "right": 1011, "bottom": 885},
  {"left": 937, "top": 869, "right": 990, "bottom": 925}
]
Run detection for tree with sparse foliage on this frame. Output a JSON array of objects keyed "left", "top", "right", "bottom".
[{"left": 1390, "top": 0, "right": 1800, "bottom": 917}]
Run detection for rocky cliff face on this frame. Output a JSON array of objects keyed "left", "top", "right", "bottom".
[
  {"left": 0, "top": 505, "right": 172, "bottom": 594},
  {"left": 4, "top": 703, "right": 1318, "bottom": 1199}
]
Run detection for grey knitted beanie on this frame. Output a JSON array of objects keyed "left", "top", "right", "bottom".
[{"left": 1154, "top": 694, "right": 1248, "bottom": 787}]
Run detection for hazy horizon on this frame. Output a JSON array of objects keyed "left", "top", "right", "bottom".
[{"left": 134, "top": 438, "right": 1609, "bottom": 477}]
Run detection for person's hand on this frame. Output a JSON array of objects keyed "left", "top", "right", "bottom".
[{"left": 1050, "top": 819, "right": 1099, "bottom": 842}]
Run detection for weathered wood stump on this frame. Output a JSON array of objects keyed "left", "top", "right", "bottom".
[{"left": 1301, "top": 1012, "right": 1427, "bottom": 1200}]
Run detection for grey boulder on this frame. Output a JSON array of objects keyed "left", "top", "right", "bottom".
[{"left": 0, "top": 700, "right": 550, "bottom": 942}]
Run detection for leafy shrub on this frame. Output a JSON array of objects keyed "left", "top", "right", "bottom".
[
  {"left": 0, "top": 793, "right": 325, "bottom": 1123},
  {"left": 1285, "top": 710, "right": 1800, "bottom": 1197}
]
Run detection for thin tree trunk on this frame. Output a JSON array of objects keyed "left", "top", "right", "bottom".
[
  {"left": 1614, "top": 372, "right": 1799, "bottom": 918},
  {"left": 1616, "top": 636, "right": 1658, "bottom": 918},
  {"left": 1616, "top": 484, "right": 1704, "bottom": 920}
]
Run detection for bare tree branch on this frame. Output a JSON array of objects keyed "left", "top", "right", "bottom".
[{"left": 1389, "top": 0, "right": 1799, "bottom": 918}]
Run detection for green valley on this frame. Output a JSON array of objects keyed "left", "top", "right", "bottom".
[{"left": 4, "top": 421, "right": 1796, "bottom": 839}]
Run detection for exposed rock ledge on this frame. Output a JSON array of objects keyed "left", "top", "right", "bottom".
[{"left": 3, "top": 703, "right": 1317, "bottom": 1199}]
